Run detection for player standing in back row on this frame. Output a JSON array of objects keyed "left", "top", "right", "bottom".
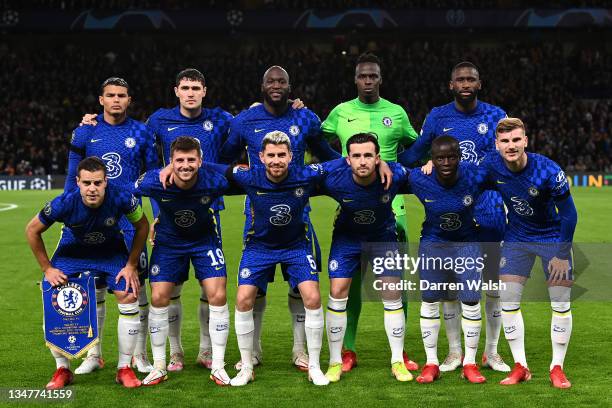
[
  {"left": 321, "top": 52, "right": 419, "bottom": 372},
  {"left": 400, "top": 62, "right": 509, "bottom": 373}
]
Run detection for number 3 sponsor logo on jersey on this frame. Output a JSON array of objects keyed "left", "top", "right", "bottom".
[
  {"left": 174, "top": 210, "right": 196, "bottom": 227},
  {"left": 459, "top": 140, "right": 478, "bottom": 163},
  {"left": 510, "top": 196, "right": 534, "bottom": 216},
  {"left": 269, "top": 204, "right": 292, "bottom": 226},
  {"left": 439, "top": 213, "right": 461, "bottom": 231},
  {"left": 101, "top": 152, "right": 122, "bottom": 179}
]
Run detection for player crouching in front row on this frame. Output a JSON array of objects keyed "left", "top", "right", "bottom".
[
  {"left": 480, "top": 118, "right": 577, "bottom": 388},
  {"left": 400, "top": 136, "right": 488, "bottom": 384},
  {"left": 133, "top": 137, "right": 234, "bottom": 386},
  {"left": 26, "top": 157, "right": 149, "bottom": 389}
]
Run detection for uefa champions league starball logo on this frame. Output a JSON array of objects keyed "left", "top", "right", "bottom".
[
  {"left": 68, "top": 336, "right": 77, "bottom": 344},
  {"left": 51, "top": 282, "right": 88, "bottom": 317},
  {"left": 203, "top": 120, "right": 214, "bottom": 131}
]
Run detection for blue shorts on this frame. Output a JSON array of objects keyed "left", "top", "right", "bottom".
[
  {"left": 238, "top": 241, "right": 318, "bottom": 293},
  {"left": 474, "top": 210, "right": 506, "bottom": 243},
  {"left": 499, "top": 241, "right": 573, "bottom": 280},
  {"left": 51, "top": 241, "right": 132, "bottom": 292},
  {"left": 418, "top": 241, "right": 483, "bottom": 303},
  {"left": 328, "top": 232, "right": 400, "bottom": 279},
  {"left": 243, "top": 199, "right": 321, "bottom": 283},
  {"left": 149, "top": 237, "right": 226, "bottom": 284}
]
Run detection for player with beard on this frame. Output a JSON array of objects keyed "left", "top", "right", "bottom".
[
  {"left": 400, "top": 62, "right": 509, "bottom": 373},
  {"left": 219, "top": 66, "right": 340, "bottom": 372}
]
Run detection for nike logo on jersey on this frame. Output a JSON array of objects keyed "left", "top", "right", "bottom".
[
  {"left": 161, "top": 198, "right": 172, "bottom": 202},
  {"left": 90, "top": 139, "right": 102, "bottom": 143},
  {"left": 167, "top": 126, "right": 179, "bottom": 131},
  {"left": 348, "top": 118, "right": 357, "bottom": 122},
  {"left": 254, "top": 129, "right": 265, "bottom": 133},
  {"left": 215, "top": 266, "right": 224, "bottom": 271},
  {"left": 496, "top": 180, "right": 506, "bottom": 184},
  {"left": 443, "top": 127, "right": 453, "bottom": 132},
  {"left": 424, "top": 199, "right": 436, "bottom": 203},
  {"left": 342, "top": 199, "right": 354, "bottom": 202},
  {"left": 256, "top": 191, "right": 268, "bottom": 195}
]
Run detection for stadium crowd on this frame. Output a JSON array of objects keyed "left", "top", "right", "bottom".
[{"left": 1, "top": 38, "right": 610, "bottom": 175}]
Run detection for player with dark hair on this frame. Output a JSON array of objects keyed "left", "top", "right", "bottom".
[
  {"left": 399, "top": 61, "right": 510, "bottom": 373},
  {"left": 26, "top": 157, "right": 149, "bottom": 389},
  {"left": 402, "top": 136, "right": 489, "bottom": 384},
  {"left": 321, "top": 51, "right": 419, "bottom": 373},
  {"left": 320, "top": 133, "right": 414, "bottom": 383},
  {"left": 67, "top": 77, "right": 158, "bottom": 375},
  {"left": 219, "top": 65, "right": 341, "bottom": 372}
]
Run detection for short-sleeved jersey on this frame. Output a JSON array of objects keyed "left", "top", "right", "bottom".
[
  {"left": 399, "top": 101, "right": 507, "bottom": 215},
  {"left": 479, "top": 152, "right": 571, "bottom": 241},
  {"left": 147, "top": 106, "right": 232, "bottom": 212},
  {"left": 229, "top": 160, "right": 343, "bottom": 249},
  {"left": 408, "top": 162, "right": 483, "bottom": 242},
  {"left": 221, "top": 104, "right": 324, "bottom": 168},
  {"left": 66, "top": 115, "right": 158, "bottom": 191},
  {"left": 39, "top": 184, "right": 143, "bottom": 248},
  {"left": 321, "top": 162, "right": 410, "bottom": 239},
  {"left": 321, "top": 97, "right": 418, "bottom": 160},
  {"left": 133, "top": 164, "right": 230, "bottom": 246}
]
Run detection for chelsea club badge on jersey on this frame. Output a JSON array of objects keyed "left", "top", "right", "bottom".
[{"left": 42, "top": 274, "right": 98, "bottom": 359}]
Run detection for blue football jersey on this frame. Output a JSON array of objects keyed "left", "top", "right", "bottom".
[
  {"left": 39, "top": 184, "right": 141, "bottom": 249},
  {"left": 147, "top": 106, "right": 232, "bottom": 212},
  {"left": 321, "top": 162, "right": 410, "bottom": 239},
  {"left": 399, "top": 101, "right": 506, "bottom": 216},
  {"left": 133, "top": 163, "right": 231, "bottom": 246},
  {"left": 66, "top": 115, "right": 158, "bottom": 191},
  {"left": 479, "top": 153, "right": 571, "bottom": 241},
  {"left": 220, "top": 104, "right": 338, "bottom": 168},
  {"left": 408, "top": 162, "right": 484, "bottom": 242},
  {"left": 229, "top": 160, "right": 343, "bottom": 249}
]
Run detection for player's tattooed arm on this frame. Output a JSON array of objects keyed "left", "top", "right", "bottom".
[
  {"left": 25, "top": 215, "right": 67, "bottom": 286},
  {"left": 79, "top": 113, "right": 98, "bottom": 126}
]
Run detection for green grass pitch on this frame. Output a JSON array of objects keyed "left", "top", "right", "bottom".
[{"left": 0, "top": 187, "right": 610, "bottom": 407}]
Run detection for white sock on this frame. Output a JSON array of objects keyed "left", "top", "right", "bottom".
[
  {"left": 443, "top": 300, "right": 462, "bottom": 354},
  {"left": 420, "top": 301, "right": 441, "bottom": 365},
  {"left": 304, "top": 306, "right": 324, "bottom": 370},
  {"left": 87, "top": 287, "right": 106, "bottom": 357},
  {"left": 288, "top": 290, "right": 307, "bottom": 354},
  {"left": 484, "top": 291, "right": 502, "bottom": 356},
  {"left": 149, "top": 305, "right": 169, "bottom": 369},
  {"left": 326, "top": 296, "right": 348, "bottom": 365},
  {"left": 168, "top": 285, "right": 183, "bottom": 356},
  {"left": 117, "top": 302, "right": 140, "bottom": 368},
  {"left": 235, "top": 309, "right": 254, "bottom": 370},
  {"left": 461, "top": 302, "right": 482, "bottom": 365},
  {"left": 549, "top": 286, "right": 572, "bottom": 370},
  {"left": 209, "top": 304, "right": 230, "bottom": 370},
  {"left": 51, "top": 348, "right": 70, "bottom": 369},
  {"left": 501, "top": 281, "right": 526, "bottom": 367},
  {"left": 199, "top": 289, "right": 211, "bottom": 352},
  {"left": 253, "top": 295, "right": 266, "bottom": 355},
  {"left": 134, "top": 286, "right": 149, "bottom": 356},
  {"left": 383, "top": 298, "right": 405, "bottom": 364}
]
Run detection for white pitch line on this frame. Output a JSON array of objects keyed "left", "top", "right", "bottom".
[{"left": 0, "top": 203, "right": 18, "bottom": 212}]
